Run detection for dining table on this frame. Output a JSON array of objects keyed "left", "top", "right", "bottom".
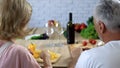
[
  {"left": 14, "top": 39, "right": 99, "bottom": 68},
  {"left": 14, "top": 28, "right": 102, "bottom": 68}
]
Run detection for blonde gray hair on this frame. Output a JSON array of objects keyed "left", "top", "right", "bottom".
[
  {"left": 94, "top": 0, "right": 120, "bottom": 32},
  {"left": 0, "top": 0, "right": 32, "bottom": 40}
]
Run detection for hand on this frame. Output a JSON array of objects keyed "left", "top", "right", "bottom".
[
  {"left": 40, "top": 50, "right": 50, "bottom": 59},
  {"left": 69, "top": 47, "right": 82, "bottom": 68},
  {"left": 71, "top": 47, "right": 82, "bottom": 60},
  {"left": 40, "top": 50, "right": 52, "bottom": 68}
]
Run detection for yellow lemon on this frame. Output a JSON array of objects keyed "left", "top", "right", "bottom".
[
  {"left": 48, "top": 50, "right": 59, "bottom": 60},
  {"left": 33, "top": 50, "right": 41, "bottom": 58},
  {"left": 28, "top": 43, "right": 36, "bottom": 52}
]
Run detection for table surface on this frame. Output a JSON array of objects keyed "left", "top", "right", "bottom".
[
  {"left": 15, "top": 28, "right": 101, "bottom": 67},
  {"left": 15, "top": 40, "right": 72, "bottom": 67},
  {"left": 15, "top": 39, "right": 99, "bottom": 67}
]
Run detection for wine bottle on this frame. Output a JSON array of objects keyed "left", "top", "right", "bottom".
[{"left": 67, "top": 12, "right": 75, "bottom": 44}]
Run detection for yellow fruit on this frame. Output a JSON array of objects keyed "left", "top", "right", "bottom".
[
  {"left": 33, "top": 53, "right": 39, "bottom": 58},
  {"left": 28, "top": 43, "right": 36, "bottom": 52},
  {"left": 27, "top": 43, "right": 59, "bottom": 60},
  {"left": 33, "top": 50, "right": 41, "bottom": 58},
  {"left": 48, "top": 50, "right": 59, "bottom": 60}
]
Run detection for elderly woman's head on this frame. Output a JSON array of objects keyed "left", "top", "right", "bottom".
[{"left": 0, "top": 0, "right": 32, "bottom": 41}]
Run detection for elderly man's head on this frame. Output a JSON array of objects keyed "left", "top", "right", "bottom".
[{"left": 93, "top": 0, "right": 120, "bottom": 42}]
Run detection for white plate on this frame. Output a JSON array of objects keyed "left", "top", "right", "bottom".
[{"left": 25, "top": 34, "right": 40, "bottom": 40}]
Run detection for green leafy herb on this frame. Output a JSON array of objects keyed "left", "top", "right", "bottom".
[{"left": 80, "top": 16, "right": 99, "bottom": 39}]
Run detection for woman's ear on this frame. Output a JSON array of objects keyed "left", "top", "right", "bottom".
[{"left": 98, "top": 21, "right": 106, "bottom": 33}]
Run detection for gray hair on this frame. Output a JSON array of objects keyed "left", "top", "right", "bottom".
[{"left": 94, "top": 0, "right": 120, "bottom": 32}]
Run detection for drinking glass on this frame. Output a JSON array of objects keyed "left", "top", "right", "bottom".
[
  {"left": 54, "top": 23, "right": 64, "bottom": 46},
  {"left": 45, "top": 23, "right": 54, "bottom": 47}
]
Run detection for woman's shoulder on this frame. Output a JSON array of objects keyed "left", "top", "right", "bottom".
[
  {"left": 11, "top": 44, "right": 30, "bottom": 55},
  {"left": 11, "top": 44, "right": 40, "bottom": 68},
  {"left": 11, "top": 43, "right": 35, "bottom": 60}
]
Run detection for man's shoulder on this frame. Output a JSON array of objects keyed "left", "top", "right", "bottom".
[
  {"left": 83, "top": 46, "right": 105, "bottom": 56},
  {"left": 81, "top": 40, "right": 120, "bottom": 58},
  {"left": 76, "top": 41, "right": 120, "bottom": 68},
  {"left": 75, "top": 46, "right": 105, "bottom": 68}
]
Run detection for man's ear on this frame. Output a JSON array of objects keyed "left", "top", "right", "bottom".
[{"left": 98, "top": 21, "right": 106, "bottom": 33}]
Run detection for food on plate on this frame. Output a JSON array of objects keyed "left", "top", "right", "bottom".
[
  {"left": 89, "top": 39, "right": 97, "bottom": 45},
  {"left": 33, "top": 50, "right": 41, "bottom": 58},
  {"left": 28, "top": 43, "right": 36, "bottom": 52},
  {"left": 47, "top": 50, "right": 60, "bottom": 60},
  {"left": 81, "top": 39, "right": 97, "bottom": 47},
  {"left": 82, "top": 41, "right": 88, "bottom": 46},
  {"left": 37, "top": 50, "right": 61, "bottom": 63},
  {"left": 36, "top": 51, "right": 61, "bottom": 63},
  {"left": 36, "top": 50, "right": 61, "bottom": 63},
  {"left": 27, "top": 43, "right": 61, "bottom": 63}
]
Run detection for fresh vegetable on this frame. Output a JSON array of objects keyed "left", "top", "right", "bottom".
[
  {"left": 89, "top": 39, "right": 97, "bottom": 45},
  {"left": 80, "top": 16, "right": 99, "bottom": 39},
  {"left": 80, "top": 23, "right": 87, "bottom": 30},
  {"left": 74, "top": 23, "right": 81, "bottom": 32},
  {"left": 74, "top": 23, "right": 87, "bottom": 32},
  {"left": 87, "top": 16, "right": 94, "bottom": 25},
  {"left": 31, "top": 36, "right": 41, "bottom": 39},
  {"left": 82, "top": 41, "right": 88, "bottom": 46},
  {"left": 31, "top": 33, "right": 49, "bottom": 40},
  {"left": 28, "top": 43, "right": 36, "bottom": 52},
  {"left": 28, "top": 43, "right": 60, "bottom": 60}
]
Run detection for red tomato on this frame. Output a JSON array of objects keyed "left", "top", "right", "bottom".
[
  {"left": 82, "top": 41, "right": 88, "bottom": 46},
  {"left": 81, "top": 23, "right": 87, "bottom": 27},
  {"left": 80, "top": 25, "right": 86, "bottom": 30},
  {"left": 89, "top": 39, "right": 93, "bottom": 43},
  {"left": 79, "top": 23, "right": 87, "bottom": 30},
  {"left": 74, "top": 25, "right": 80, "bottom": 31},
  {"left": 89, "top": 39, "right": 96, "bottom": 45}
]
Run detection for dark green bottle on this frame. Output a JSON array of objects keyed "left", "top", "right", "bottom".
[{"left": 67, "top": 12, "right": 75, "bottom": 44}]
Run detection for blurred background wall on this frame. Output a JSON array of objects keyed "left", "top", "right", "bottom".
[{"left": 27, "top": 0, "right": 99, "bottom": 28}]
